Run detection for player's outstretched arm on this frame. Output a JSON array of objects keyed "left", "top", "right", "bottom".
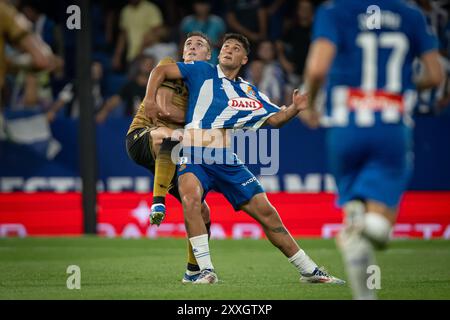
[
  {"left": 143, "top": 63, "right": 183, "bottom": 122},
  {"left": 265, "top": 90, "right": 308, "bottom": 128}
]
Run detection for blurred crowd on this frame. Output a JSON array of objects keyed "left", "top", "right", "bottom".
[{"left": 1, "top": 0, "right": 450, "bottom": 125}]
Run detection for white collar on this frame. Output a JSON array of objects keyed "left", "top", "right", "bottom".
[
  {"left": 217, "top": 64, "right": 243, "bottom": 82},
  {"left": 217, "top": 64, "right": 226, "bottom": 78}
]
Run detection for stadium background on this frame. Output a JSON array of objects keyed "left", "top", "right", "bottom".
[{"left": 0, "top": 0, "right": 449, "bottom": 240}]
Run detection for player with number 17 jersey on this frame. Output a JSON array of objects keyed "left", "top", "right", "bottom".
[{"left": 313, "top": 0, "right": 438, "bottom": 208}]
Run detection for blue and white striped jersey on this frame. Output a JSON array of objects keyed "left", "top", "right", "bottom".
[
  {"left": 313, "top": 0, "right": 439, "bottom": 127},
  {"left": 176, "top": 61, "right": 280, "bottom": 129}
]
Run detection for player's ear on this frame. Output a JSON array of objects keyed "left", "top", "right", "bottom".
[
  {"left": 207, "top": 49, "right": 211, "bottom": 61},
  {"left": 241, "top": 55, "right": 248, "bottom": 66}
]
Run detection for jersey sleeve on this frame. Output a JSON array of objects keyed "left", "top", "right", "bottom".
[
  {"left": 411, "top": 8, "right": 439, "bottom": 57},
  {"left": 258, "top": 91, "right": 281, "bottom": 113},
  {"left": 239, "top": 89, "right": 280, "bottom": 130},
  {"left": 158, "top": 56, "right": 176, "bottom": 66},
  {"left": 312, "top": 3, "right": 339, "bottom": 45},
  {"left": 176, "top": 61, "right": 212, "bottom": 86}
]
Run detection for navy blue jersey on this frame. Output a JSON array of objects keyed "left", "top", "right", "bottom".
[
  {"left": 313, "top": 0, "right": 438, "bottom": 127},
  {"left": 176, "top": 61, "right": 280, "bottom": 129}
]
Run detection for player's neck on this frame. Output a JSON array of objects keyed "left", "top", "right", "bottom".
[{"left": 219, "top": 64, "right": 240, "bottom": 82}]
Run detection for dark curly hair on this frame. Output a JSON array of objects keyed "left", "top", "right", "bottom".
[{"left": 222, "top": 33, "right": 251, "bottom": 55}]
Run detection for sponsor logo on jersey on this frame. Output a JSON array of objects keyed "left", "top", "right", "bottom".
[
  {"left": 347, "top": 88, "right": 404, "bottom": 112},
  {"left": 228, "top": 97, "right": 262, "bottom": 111}
]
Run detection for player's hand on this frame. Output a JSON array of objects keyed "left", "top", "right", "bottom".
[
  {"left": 144, "top": 99, "right": 161, "bottom": 123},
  {"left": 292, "top": 89, "right": 309, "bottom": 111}
]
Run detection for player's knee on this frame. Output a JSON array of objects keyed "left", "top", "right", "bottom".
[
  {"left": 181, "top": 194, "right": 202, "bottom": 214},
  {"left": 363, "top": 213, "right": 392, "bottom": 249},
  {"left": 252, "top": 196, "right": 276, "bottom": 216},
  {"left": 258, "top": 207, "right": 280, "bottom": 229}
]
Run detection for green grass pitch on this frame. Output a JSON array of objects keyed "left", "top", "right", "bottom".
[{"left": 0, "top": 237, "right": 449, "bottom": 299}]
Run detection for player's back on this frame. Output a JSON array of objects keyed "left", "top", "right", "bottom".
[{"left": 315, "top": 0, "right": 438, "bottom": 128}]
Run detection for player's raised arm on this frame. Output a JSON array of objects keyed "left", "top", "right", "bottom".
[
  {"left": 265, "top": 90, "right": 308, "bottom": 128},
  {"left": 143, "top": 63, "right": 183, "bottom": 121}
]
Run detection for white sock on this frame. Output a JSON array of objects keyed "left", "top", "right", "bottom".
[
  {"left": 189, "top": 234, "right": 214, "bottom": 271},
  {"left": 288, "top": 249, "right": 318, "bottom": 275}
]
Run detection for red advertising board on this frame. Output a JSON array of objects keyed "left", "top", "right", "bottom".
[{"left": 0, "top": 192, "right": 449, "bottom": 239}]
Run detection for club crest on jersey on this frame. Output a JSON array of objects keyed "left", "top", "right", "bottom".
[
  {"left": 228, "top": 97, "right": 262, "bottom": 111},
  {"left": 246, "top": 86, "right": 257, "bottom": 98}
]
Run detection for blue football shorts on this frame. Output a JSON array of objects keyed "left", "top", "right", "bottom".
[
  {"left": 326, "top": 124, "right": 413, "bottom": 209},
  {"left": 177, "top": 147, "right": 265, "bottom": 210}
]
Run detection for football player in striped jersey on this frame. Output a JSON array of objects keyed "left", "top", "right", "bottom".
[{"left": 144, "top": 33, "right": 345, "bottom": 285}]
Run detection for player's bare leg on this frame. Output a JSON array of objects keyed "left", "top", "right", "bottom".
[
  {"left": 178, "top": 172, "right": 217, "bottom": 284},
  {"left": 241, "top": 193, "right": 299, "bottom": 256},
  {"left": 241, "top": 193, "right": 345, "bottom": 284},
  {"left": 336, "top": 199, "right": 395, "bottom": 299}
]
